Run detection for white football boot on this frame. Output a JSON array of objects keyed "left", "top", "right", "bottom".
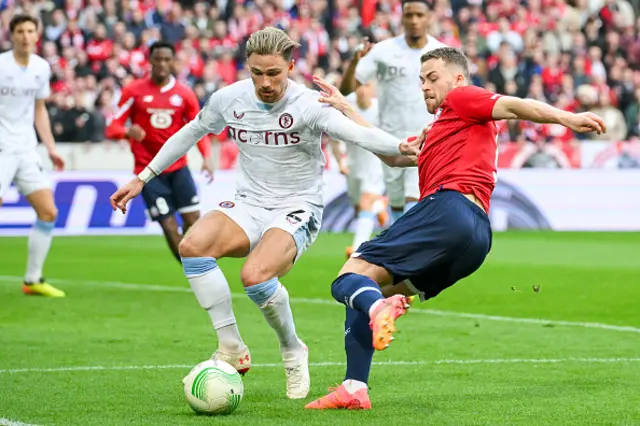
[
  {"left": 212, "top": 346, "right": 252, "bottom": 375},
  {"left": 282, "top": 339, "right": 310, "bottom": 399}
]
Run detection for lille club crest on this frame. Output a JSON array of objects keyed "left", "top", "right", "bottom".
[{"left": 279, "top": 113, "right": 293, "bottom": 129}]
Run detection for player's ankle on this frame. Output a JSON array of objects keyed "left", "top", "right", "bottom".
[
  {"left": 368, "top": 299, "right": 384, "bottom": 318},
  {"left": 342, "top": 379, "right": 368, "bottom": 394}
]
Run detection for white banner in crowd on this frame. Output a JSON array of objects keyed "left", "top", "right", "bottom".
[{"left": 1, "top": 169, "right": 639, "bottom": 236}]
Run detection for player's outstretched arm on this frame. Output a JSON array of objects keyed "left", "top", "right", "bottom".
[
  {"left": 492, "top": 96, "right": 607, "bottom": 135},
  {"left": 312, "top": 76, "right": 419, "bottom": 157}
]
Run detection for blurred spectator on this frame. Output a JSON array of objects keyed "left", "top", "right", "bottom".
[{"left": 0, "top": 0, "right": 639, "bottom": 164}]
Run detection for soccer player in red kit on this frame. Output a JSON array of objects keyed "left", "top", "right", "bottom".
[
  {"left": 306, "top": 47, "right": 606, "bottom": 410},
  {"left": 106, "top": 41, "right": 213, "bottom": 262}
]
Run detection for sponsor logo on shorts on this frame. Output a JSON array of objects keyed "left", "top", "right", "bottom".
[
  {"left": 219, "top": 201, "right": 235, "bottom": 208},
  {"left": 279, "top": 113, "right": 293, "bottom": 129},
  {"left": 285, "top": 209, "right": 304, "bottom": 226}
]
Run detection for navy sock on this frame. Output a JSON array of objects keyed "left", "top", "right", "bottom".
[
  {"left": 331, "top": 273, "right": 384, "bottom": 314},
  {"left": 344, "top": 306, "right": 374, "bottom": 383}
]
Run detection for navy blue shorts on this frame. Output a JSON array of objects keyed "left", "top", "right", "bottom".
[
  {"left": 355, "top": 190, "right": 492, "bottom": 301},
  {"left": 141, "top": 167, "right": 199, "bottom": 222}
]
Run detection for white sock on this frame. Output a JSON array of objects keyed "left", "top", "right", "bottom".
[
  {"left": 25, "top": 219, "right": 55, "bottom": 283},
  {"left": 184, "top": 259, "right": 246, "bottom": 353},
  {"left": 368, "top": 299, "right": 384, "bottom": 318},
  {"left": 342, "top": 379, "right": 368, "bottom": 393},
  {"left": 352, "top": 211, "right": 376, "bottom": 251},
  {"left": 371, "top": 199, "right": 385, "bottom": 214},
  {"left": 259, "top": 283, "right": 303, "bottom": 353}
]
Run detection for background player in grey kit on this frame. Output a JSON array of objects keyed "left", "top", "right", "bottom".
[
  {"left": 0, "top": 15, "right": 66, "bottom": 297},
  {"left": 340, "top": 0, "right": 446, "bottom": 224}
]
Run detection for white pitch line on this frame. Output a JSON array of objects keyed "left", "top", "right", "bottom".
[
  {"left": 0, "top": 418, "right": 41, "bottom": 426},
  {"left": 2, "top": 358, "right": 640, "bottom": 375},
  {"left": 1, "top": 275, "right": 639, "bottom": 334}
]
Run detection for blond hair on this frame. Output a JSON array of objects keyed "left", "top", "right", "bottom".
[{"left": 246, "top": 27, "right": 300, "bottom": 61}]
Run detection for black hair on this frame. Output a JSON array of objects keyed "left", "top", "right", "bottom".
[
  {"left": 9, "top": 14, "right": 39, "bottom": 33},
  {"left": 149, "top": 41, "right": 176, "bottom": 56}
]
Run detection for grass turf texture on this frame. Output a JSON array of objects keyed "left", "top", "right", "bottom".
[{"left": 1, "top": 232, "right": 639, "bottom": 426}]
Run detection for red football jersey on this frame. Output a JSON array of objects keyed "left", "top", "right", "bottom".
[
  {"left": 106, "top": 76, "right": 211, "bottom": 174},
  {"left": 417, "top": 85, "right": 501, "bottom": 212}
]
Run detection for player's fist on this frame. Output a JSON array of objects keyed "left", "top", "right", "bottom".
[
  {"left": 399, "top": 133, "right": 425, "bottom": 157},
  {"left": 110, "top": 177, "right": 144, "bottom": 214},
  {"left": 564, "top": 112, "right": 607, "bottom": 135},
  {"left": 48, "top": 149, "right": 65, "bottom": 171},
  {"left": 338, "top": 158, "right": 350, "bottom": 176},
  {"left": 201, "top": 158, "right": 214, "bottom": 183},
  {"left": 126, "top": 124, "right": 146, "bottom": 141},
  {"left": 353, "top": 37, "right": 374, "bottom": 61}
]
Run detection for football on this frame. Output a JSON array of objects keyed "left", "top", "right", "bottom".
[{"left": 183, "top": 359, "right": 244, "bottom": 415}]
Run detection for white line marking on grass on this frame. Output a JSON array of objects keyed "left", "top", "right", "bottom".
[
  {"left": 0, "top": 418, "right": 41, "bottom": 426},
  {"left": 1, "top": 358, "right": 640, "bottom": 375},
  {"left": 1, "top": 275, "right": 639, "bottom": 334}
]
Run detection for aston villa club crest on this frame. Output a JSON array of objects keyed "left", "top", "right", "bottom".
[
  {"left": 233, "top": 111, "right": 245, "bottom": 120},
  {"left": 279, "top": 113, "right": 293, "bottom": 129},
  {"left": 219, "top": 201, "right": 235, "bottom": 208}
]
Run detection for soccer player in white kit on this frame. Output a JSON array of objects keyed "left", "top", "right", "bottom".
[
  {"left": 0, "top": 15, "right": 66, "bottom": 298},
  {"left": 340, "top": 0, "right": 446, "bottom": 223},
  {"left": 330, "top": 83, "right": 387, "bottom": 257},
  {"left": 110, "top": 27, "right": 418, "bottom": 399}
]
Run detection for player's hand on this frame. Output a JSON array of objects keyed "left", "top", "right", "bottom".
[
  {"left": 110, "top": 177, "right": 144, "bottom": 214},
  {"left": 564, "top": 112, "right": 607, "bottom": 135},
  {"left": 353, "top": 37, "right": 374, "bottom": 61},
  {"left": 48, "top": 149, "right": 65, "bottom": 171},
  {"left": 201, "top": 159, "right": 214, "bottom": 183},
  {"left": 399, "top": 133, "right": 426, "bottom": 157},
  {"left": 126, "top": 124, "right": 146, "bottom": 141},
  {"left": 313, "top": 76, "right": 350, "bottom": 113}
]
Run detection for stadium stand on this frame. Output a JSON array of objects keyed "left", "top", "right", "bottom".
[{"left": 1, "top": 0, "right": 640, "bottom": 168}]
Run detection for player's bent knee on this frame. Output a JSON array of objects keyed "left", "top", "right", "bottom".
[
  {"left": 240, "top": 264, "right": 273, "bottom": 288},
  {"left": 178, "top": 236, "right": 202, "bottom": 259},
  {"left": 38, "top": 206, "right": 58, "bottom": 223}
]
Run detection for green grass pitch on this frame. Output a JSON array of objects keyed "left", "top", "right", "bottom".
[{"left": 1, "top": 232, "right": 639, "bottom": 425}]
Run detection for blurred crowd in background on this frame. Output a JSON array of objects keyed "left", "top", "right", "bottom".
[{"left": 1, "top": 0, "right": 640, "bottom": 165}]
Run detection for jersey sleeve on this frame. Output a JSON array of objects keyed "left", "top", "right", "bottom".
[
  {"left": 354, "top": 45, "right": 379, "bottom": 84},
  {"left": 147, "top": 90, "right": 226, "bottom": 175},
  {"left": 36, "top": 62, "right": 51, "bottom": 100},
  {"left": 303, "top": 93, "right": 401, "bottom": 156},
  {"left": 105, "top": 85, "right": 135, "bottom": 141},
  {"left": 183, "top": 88, "right": 212, "bottom": 159},
  {"left": 445, "top": 85, "right": 502, "bottom": 124}
]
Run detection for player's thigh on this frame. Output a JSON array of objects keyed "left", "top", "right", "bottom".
[
  {"left": 346, "top": 175, "right": 361, "bottom": 206},
  {"left": 241, "top": 227, "right": 299, "bottom": 287},
  {"left": 179, "top": 208, "right": 252, "bottom": 259},
  {"left": 382, "top": 163, "right": 405, "bottom": 208},
  {"left": 180, "top": 210, "right": 200, "bottom": 232},
  {"left": 403, "top": 166, "right": 420, "bottom": 202},
  {"left": 25, "top": 188, "right": 57, "bottom": 222},
  {"left": 339, "top": 256, "right": 394, "bottom": 286},
  {"left": 0, "top": 153, "right": 20, "bottom": 204},
  {"left": 168, "top": 167, "right": 201, "bottom": 219},
  {"left": 358, "top": 169, "right": 384, "bottom": 211}
]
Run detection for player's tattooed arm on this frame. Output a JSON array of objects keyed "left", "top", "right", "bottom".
[{"left": 492, "top": 96, "right": 607, "bottom": 135}]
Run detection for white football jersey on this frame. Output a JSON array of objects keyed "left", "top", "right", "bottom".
[
  {"left": 0, "top": 51, "right": 51, "bottom": 154},
  {"left": 155, "top": 79, "right": 402, "bottom": 209},
  {"left": 343, "top": 93, "right": 381, "bottom": 179},
  {"left": 355, "top": 34, "right": 447, "bottom": 138}
]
